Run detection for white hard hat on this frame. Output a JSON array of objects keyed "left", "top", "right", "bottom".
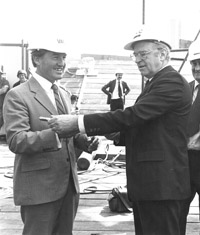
[
  {"left": 188, "top": 39, "right": 200, "bottom": 61},
  {"left": 17, "top": 69, "right": 27, "bottom": 77},
  {"left": 124, "top": 25, "right": 171, "bottom": 51},
  {"left": 28, "top": 38, "right": 67, "bottom": 54},
  {"left": 115, "top": 68, "right": 124, "bottom": 74}
]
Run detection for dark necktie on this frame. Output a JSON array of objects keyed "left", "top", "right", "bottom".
[
  {"left": 135, "top": 79, "right": 151, "bottom": 103},
  {"left": 188, "top": 84, "right": 200, "bottom": 136},
  {"left": 51, "top": 84, "right": 65, "bottom": 115},
  {"left": 145, "top": 79, "right": 150, "bottom": 87},
  {"left": 118, "top": 81, "right": 122, "bottom": 98}
]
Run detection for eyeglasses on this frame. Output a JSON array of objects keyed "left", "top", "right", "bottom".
[{"left": 132, "top": 50, "right": 154, "bottom": 60}]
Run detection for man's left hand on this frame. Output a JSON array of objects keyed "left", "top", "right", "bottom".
[{"left": 86, "top": 136, "right": 100, "bottom": 153}]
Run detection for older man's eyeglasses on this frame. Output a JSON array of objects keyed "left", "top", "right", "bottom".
[{"left": 131, "top": 50, "right": 154, "bottom": 60}]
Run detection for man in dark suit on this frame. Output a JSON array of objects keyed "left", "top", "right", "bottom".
[
  {"left": 3, "top": 38, "right": 99, "bottom": 235},
  {"left": 101, "top": 68, "right": 130, "bottom": 110},
  {"left": 48, "top": 27, "right": 192, "bottom": 235},
  {"left": 179, "top": 39, "right": 200, "bottom": 235}
]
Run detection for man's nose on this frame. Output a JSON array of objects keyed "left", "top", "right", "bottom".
[
  {"left": 135, "top": 56, "right": 142, "bottom": 64},
  {"left": 195, "top": 63, "right": 200, "bottom": 70},
  {"left": 57, "top": 57, "right": 65, "bottom": 66}
]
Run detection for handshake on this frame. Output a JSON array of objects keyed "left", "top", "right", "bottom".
[
  {"left": 43, "top": 114, "right": 99, "bottom": 152},
  {"left": 41, "top": 114, "right": 80, "bottom": 138}
]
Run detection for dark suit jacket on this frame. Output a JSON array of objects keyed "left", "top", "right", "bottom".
[
  {"left": 84, "top": 66, "right": 192, "bottom": 201},
  {"left": 187, "top": 80, "right": 200, "bottom": 137},
  {"left": 101, "top": 79, "right": 130, "bottom": 104},
  {"left": 3, "top": 76, "right": 89, "bottom": 206}
]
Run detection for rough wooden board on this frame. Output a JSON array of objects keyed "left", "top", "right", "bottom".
[{"left": 1, "top": 141, "right": 200, "bottom": 235}]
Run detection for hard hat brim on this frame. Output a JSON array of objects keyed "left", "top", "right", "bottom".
[
  {"left": 28, "top": 47, "right": 67, "bottom": 54},
  {"left": 124, "top": 39, "right": 172, "bottom": 51},
  {"left": 189, "top": 53, "right": 200, "bottom": 61}
]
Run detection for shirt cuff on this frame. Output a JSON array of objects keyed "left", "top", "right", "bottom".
[{"left": 78, "top": 115, "right": 86, "bottom": 133}]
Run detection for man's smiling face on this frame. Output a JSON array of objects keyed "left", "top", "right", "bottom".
[{"left": 35, "top": 51, "right": 66, "bottom": 83}]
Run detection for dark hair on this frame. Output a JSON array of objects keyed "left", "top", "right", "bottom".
[
  {"left": 71, "top": 94, "right": 78, "bottom": 102},
  {"left": 31, "top": 49, "right": 48, "bottom": 67}
]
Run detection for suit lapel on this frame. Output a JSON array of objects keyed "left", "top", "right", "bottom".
[
  {"left": 28, "top": 77, "right": 57, "bottom": 115},
  {"left": 189, "top": 80, "right": 195, "bottom": 93},
  {"left": 187, "top": 80, "right": 200, "bottom": 136},
  {"left": 110, "top": 80, "right": 116, "bottom": 93},
  {"left": 135, "top": 79, "right": 152, "bottom": 103},
  {"left": 135, "top": 66, "right": 173, "bottom": 103}
]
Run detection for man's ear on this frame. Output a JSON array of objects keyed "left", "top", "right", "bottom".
[
  {"left": 33, "top": 56, "right": 40, "bottom": 66},
  {"left": 160, "top": 48, "right": 168, "bottom": 61}
]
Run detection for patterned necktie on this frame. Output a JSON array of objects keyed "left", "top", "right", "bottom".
[
  {"left": 118, "top": 81, "right": 122, "bottom": 98},
  {"left": 51, "top": 84, "right": 65, "bottom": 115}
]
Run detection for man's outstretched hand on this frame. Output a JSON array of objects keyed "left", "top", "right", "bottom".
[{"left": 48, "top": 115, "right": 80, "bottom": 138}]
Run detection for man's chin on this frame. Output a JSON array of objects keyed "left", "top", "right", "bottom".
[{"left": 54, "top": 75, "right": 63, "bottom": 80}]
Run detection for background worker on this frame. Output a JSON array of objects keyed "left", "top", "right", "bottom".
[
  {"left": 101, "top": 68, "right": 130, "bottom": 111},
  {"left": 48, "top": 27, "right": 192, "bottom": 235},
  {"left": 13, "top": 69, "right": 28, "bottom": 87},
  {"left": 0, "top": 70, "right": 10, "bottom": 129},
  {"left": 71, "top": 94, "right": 79, "bottom": 115},
  {"left": 180, "top": 39, "right": 200, "bottom": 235},
  {"left": 3, "top": 38, "right": 99, "bottom": 235}
]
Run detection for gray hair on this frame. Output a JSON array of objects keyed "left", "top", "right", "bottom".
[{"left": 153, "top": 42, "right": 171, "bottom": 61}]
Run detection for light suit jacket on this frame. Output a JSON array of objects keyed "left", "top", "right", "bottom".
[{"left": 3, "top": 76, "right": 89, "bottom": 206}]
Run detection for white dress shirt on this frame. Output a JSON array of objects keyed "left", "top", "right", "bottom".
[{"left": 33, "top": 72, "right": 62, "bottom": 147}]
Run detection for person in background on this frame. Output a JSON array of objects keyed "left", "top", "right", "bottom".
[
  {"left": 0, "top": 70, "right": 10, "bottom": 129},
  {"left": 71, "top": 94, "right": 79, "bottom": 115},
  {"left": 48, "top": 26, "right": 192, "bottom": 235},
  {"left": 13, "top": 69, "right": 28, "bottom": 87},
  {"left": 3, "top": 38, "right": 99, "bottom": 235},
  {"left": 101, "top": 68, "right": 130, "bottom": 111},
  {"left": 180, "top": 39, "right": 200, "bottom": 235}
]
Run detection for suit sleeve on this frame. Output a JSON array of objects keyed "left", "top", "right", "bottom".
[
  {"left": 123, "top": 82, "right": 130, "bottom": 95},
  {"left": 3, "top": 89, "right": 59, "bottom": 154},
  {"left": 101, "top": 81, "right": 111, "bottom": 95},
  {"left": 84, "top": 73, "right": 190, "bottom": 136}
]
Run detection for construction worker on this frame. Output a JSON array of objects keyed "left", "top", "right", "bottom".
[
  {"left": 0, "top": 69, "right": 10, "bottom": 129},
  {"left": 101, "top": 68, "right": 130, "bottom": 111},
  {"left": 13, "top": 69, "right": 28, "bottom": 87},
  {"left": 180, "top": 39, "right": 200, "bottom": 235}
]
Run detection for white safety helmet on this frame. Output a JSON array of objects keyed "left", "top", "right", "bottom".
[
  {"left": 124, "top": 25, "right": 171, "bottom": 51},
  {"left": 115, "top": 68, "right": 124, "bottom": 75},
  {"left": 28, "top": 38, "right": 67, "bottom": 54},
  {"left": 17, "top": 69, "right": 27, "bottom": 77},
  {"left": 188, "top": 39, "right": 200, "bottom": 62}
]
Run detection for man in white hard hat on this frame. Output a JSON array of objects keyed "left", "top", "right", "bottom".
[
  {"left": 3, "top": 38, "right": 99, "bottom": 235},
  {"left": 101, "top": 68, "right": 130, "bottom": 110},
  {"left": 13, "top": 69, "right": 28, "bottom": 87},
  {"left": 180, "top": 39, "right": 200, "bottom": 235},
  {"left": 47, "top": 26, "right": 192, "bottom": 235}
]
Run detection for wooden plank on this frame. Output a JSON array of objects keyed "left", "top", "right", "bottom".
[
  {"left": 1, "top": 140, "right": 200, "bottom": 235},
  {"left": 73, "top": 221, "right": 134, "bottom": 232}
]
